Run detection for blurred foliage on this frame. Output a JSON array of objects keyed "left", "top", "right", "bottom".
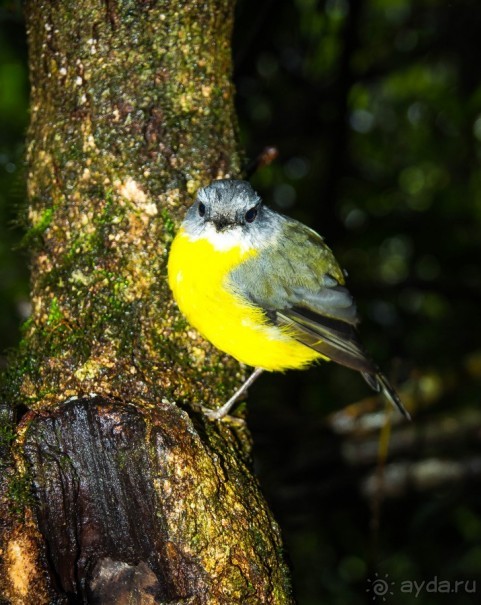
[
  {"left": 2, "top": 0, "right": 481, "bottom": 603},
  {"left": 233, "top": 0, "right": 481, "bottom": 603},
  {"left": 0, "top": 0, "right": 29, "bottom": 364}
]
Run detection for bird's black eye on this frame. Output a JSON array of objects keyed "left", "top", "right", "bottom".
[
  {"left": 198, "top": 202, "right": 206, "bottom": 217},
  {"left": 245, "top": 207, "right": 257, "bottom": 223}
]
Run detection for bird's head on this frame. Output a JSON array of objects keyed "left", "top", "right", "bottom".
[{"left": 182, "top": 179, "right": 277, "bottom": 250}]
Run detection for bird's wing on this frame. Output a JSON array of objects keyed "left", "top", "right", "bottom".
[
  {"left": 229, "top": 217, "right": 368, "bottom": 370},
  {"left": 275, "top": 306, "right": 375, "bottom": 374},
  {"left": 229, "top": 217, "right": 410, "bottom": 419}
]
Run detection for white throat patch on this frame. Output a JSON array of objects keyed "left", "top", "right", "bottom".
[{"left": 186, "top": 222, "right": 255, "bottom": 252}]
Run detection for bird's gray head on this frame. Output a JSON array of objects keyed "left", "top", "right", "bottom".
[{"left": 182, "top": 179, "right": 279, "bottom": 250}]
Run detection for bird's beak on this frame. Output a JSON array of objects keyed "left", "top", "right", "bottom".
[{"left": 212, "top": 218, "right": 232, "bottom": 232}]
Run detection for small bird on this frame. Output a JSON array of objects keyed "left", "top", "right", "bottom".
[{"left": 168, "top": 179, "right": 410, "bottom": 421}]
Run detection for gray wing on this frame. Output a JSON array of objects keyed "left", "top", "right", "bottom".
[
  {"left": 229, "top": 217, "right": 368, "bottom": 370},
  {"left": 229, "top": 217, "right": 410, "bottom": 419}
]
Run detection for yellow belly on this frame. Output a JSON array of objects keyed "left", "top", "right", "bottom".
[{"left": 167, "top": 230, "right": 320, "bottom": 371}]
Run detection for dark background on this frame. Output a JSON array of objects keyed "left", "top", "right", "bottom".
[{"left": 2, "top": 1, "right": 481, "bottom": 603}]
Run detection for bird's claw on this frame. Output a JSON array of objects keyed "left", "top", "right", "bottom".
[{"left": 201, "top": 405, "right": 245, "bottom": 425}]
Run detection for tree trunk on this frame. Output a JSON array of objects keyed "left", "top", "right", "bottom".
[{"left": 0, "top": 1, "right": 293, "bottom": 603}]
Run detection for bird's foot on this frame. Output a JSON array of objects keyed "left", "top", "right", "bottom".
[{"left": 201, "top": 404, "right": 245, "bottom": 425}]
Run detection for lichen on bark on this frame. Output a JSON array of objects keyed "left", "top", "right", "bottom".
[
  {"left": 12, "top": 0, "right": 243, "bottom": 411},
  {"left": 0, "top": 1, "right": 295, "bottom": 602}
]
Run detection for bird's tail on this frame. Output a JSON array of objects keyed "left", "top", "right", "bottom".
[{"left": 362, "top": 370, "right": 411, "bottom": 421}]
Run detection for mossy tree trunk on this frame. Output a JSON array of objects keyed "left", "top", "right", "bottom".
[{"left": 0, "top": 1, "right": 293, "bottom": 603}]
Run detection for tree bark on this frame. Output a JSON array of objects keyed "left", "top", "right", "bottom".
[{"left": 0, "top": 1, "right": 293, "bottom": 603}]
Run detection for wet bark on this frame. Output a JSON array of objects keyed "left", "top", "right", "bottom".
[{"left": 0, "top": 1, "right": 293, "bottom": 603}]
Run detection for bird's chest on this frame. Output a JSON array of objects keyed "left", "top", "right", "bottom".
[{"left": 167, "top": 231, "right": 257, "bottom": 340}]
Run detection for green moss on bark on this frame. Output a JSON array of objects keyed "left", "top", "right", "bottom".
[
  {"left": 9, "top": 0, "right": 243, "bottom": 410},
  {"left": 0, "top": 2, "right": 295, "bottom": 602}
]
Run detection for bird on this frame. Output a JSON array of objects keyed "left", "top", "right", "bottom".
[{"left": 167, "top": 179, "right": 410, "bottom": 421}]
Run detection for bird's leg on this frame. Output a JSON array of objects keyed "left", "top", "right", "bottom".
[{"left": 204, "top": 367, "right": 264, "bottom": 421}]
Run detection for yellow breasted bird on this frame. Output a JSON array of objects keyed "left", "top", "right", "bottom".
[{"left": 167, "top": 179, "right": 410, "bottom": 421}]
